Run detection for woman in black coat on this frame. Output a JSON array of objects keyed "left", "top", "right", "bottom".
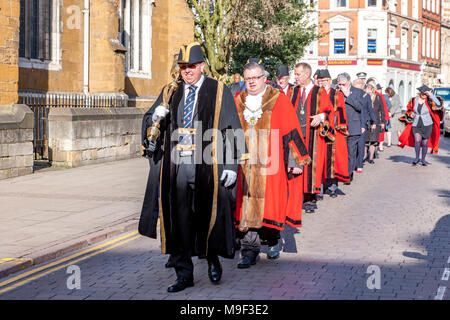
[{"left": 364, "top": 84, "right": 385, "bottom": 163}]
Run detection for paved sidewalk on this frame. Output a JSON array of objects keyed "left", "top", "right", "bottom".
[{"left": 0, "top": 157, "right": 149, "bottom": 278}]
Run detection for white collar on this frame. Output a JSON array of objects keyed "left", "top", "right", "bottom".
[
  {"left": 247, "top": 85, "right": 267, "bottom": 98},
  {"left": 184, "top": 75, "right": 205, "bottom": 90}
]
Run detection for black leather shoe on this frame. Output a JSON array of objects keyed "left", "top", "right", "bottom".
[
  {"left": 165, "top": 261, "right": 175, "bottom": 268},
  {"left": 421, "top": 160, "right": 431, "bottom": 166},
  {"left": 329, "top": 191, "right": 337, "bottom": 198},
  {"left": 412, "top": 159, "right": 420, "bottom": 166},
  {"left": 167, "top": 278, "right": 194, "bottom": 293},
  {"left": 237, "top": 256, "right": 256, "bottom": 269},
  {"left": 207, "top": 257, "right": 222, "bottom": 283},
  {"left": 305, "top": 208, "right": 315, "bottom": 213}
]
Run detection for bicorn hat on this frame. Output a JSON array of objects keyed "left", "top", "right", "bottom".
[
  {"left": 276, "top": 66, "right": 289, "bottom": 78},
  {"left": 247, "top": 58, "right": 264, "bottom": 67},
  {"left": 177, "top": 42, "right": 204, "bottom": 64},
  {"left": 317, "top": 69, "right": 331, "bottom": 79}
]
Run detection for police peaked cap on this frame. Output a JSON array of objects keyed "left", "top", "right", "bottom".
[
  {"left": 416, "top": 85, "right": 432, "bottom": 93},
  {"left": 356, "top": 72, "right": 367, "bottom": 79},
  {"left": 177, "top": 42, "right": 204, "bottom": 64},
  {"left": 317, "top": 69, "right": 331, "bottom": 79},
  {"left": 276, "top": 66, "right": 290, "bottom": 78}
]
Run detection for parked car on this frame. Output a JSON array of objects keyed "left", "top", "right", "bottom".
[{"left": 433, "top": 87, "right": 450, "bottom": 137}]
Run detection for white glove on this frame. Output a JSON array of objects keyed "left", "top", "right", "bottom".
[
  {"left": 152, "top": 105, "right": 170, "bottom": 122},
  {"left": 220, "top": 170, "right": 237, "bottom": 188}
]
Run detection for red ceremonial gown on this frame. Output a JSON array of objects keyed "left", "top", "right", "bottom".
[
  {"left": 377, "top": 92, "right": 390, "bottom": 142},
  {"left": 291, "top": 85, "right": 334, "bottom": 194},
  {"left": 234, "top": 85, "right": 311, "bottom": 231},
  {"left": 398, "top": 97, "right": 443, "bottom": 154},
  {"left": 325, "top": 88, "right": 350, "bottom": 182}
]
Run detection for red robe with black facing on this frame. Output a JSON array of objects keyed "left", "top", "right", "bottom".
[
  {"left": 291, "top": 85, "right": 334, "bottom": 194},
  {"left": 398, "top": 97, "right": 443, "bottom": 154},
  {"left": 234, "top": 85, "right": 311, "bottom": 231},
  {"left": 325, "top": 88, "right": 350, "bottom": 182},
  {"left": 377, "top": 92, "right": 390, "bottom": 142}
]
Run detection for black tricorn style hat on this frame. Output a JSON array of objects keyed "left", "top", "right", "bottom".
[
  {"left": 276, "top": 66, "right": 289, "bottom": 78},
  {"left": 376, "top": 83, "right": 382, "bottom": 90},
  {"left": 177, "top": 42, "right": 204, "bottom": 64},
  {"left": 416, "top": 85, "right": 432, "bottom": 93},
  {"left": 247, "top": 58, "right": 264, "bottom": 67},
  {"left": 317, "top": 69, "right": 331, "bottom": 79}
]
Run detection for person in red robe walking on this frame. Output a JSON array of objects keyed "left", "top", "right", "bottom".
[
  {"left": 317, "top": 69, "right": 350, "bottom": 198},
  {"left": 234, "top": 61, "right": 310, "bottom": 268},
  {"left": 291, "top": 63, "right": 334, "bottom": 213},
  {"left": 398, "top": 85, "right": 444, "bottom": 165}
]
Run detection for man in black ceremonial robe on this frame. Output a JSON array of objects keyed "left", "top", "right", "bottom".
[{"left": 139, "top": 42, "right": 244, "bottom": 293}]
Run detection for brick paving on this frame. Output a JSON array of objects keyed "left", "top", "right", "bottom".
[{"left": 0, "top": 137, "right": 449, "bottom": 300}]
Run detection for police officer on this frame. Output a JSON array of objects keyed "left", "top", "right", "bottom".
[{"left": 140, "top": 42, "right": 244, "bottom": 292}]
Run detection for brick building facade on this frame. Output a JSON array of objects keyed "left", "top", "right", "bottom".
[
  {"left": 1, "top": 0, "right": 194, "bottom": 108},
  {"left": 303, "top": 0, "right": 445, "bottom": 108}
]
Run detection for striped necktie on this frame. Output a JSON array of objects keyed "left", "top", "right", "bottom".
[
  {"left": 183, "top": 85, "right": 197, "bottom": 128},
  {"left": 180, "top": 85, "right": 197, "bottom": 147}
]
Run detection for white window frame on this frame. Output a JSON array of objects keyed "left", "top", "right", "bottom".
[
  {"left": 331, "top": 0, "right": 349, "bottom": 10},
  {"left": 331, "top": 28, "right": 348, "bottom": 56},
  {"left": 389, "top": 0, "right": 398, "bottom": 11},
  {"left": 401, "top": 0, "right": 408, "bottom": 16},
  {"left": 436, "top": 0, "right": 440, "bottom": 14},
  {"left": 422, "top": 26, "right": 426, "bottom": 56},
  {"left": 400, "top": 28, "right": 408, "bottom": 60},
  {"left": 19, "top": 0, "right": 62, "bottom": 71},
  {"left": 122, "top": 0, "right": 153, "bottom": 79},
  {"left": 432, "top": 0, "right": 435, "bottom": 12},
  {"left": 426, "top": 27, "right": 431, "bottom": 57},
  {"left": 412, "top": 31, "right": 419, "bottom": 61},
  {"left": 427, "top": 0, "right": 431, "bottom": 11},
  {"left": 367, "top": 28, "right": 378, "bottom": 54},
  {"left": 431, "top": 29, "right": 435, "bottom": 58},
  {"left": 436, "top": 30, "right": 440, "bottom": 59},
  {"left": 412, "top": 0, "right": 419, "bottom": 18},
  {"left": 366, "top": 0, "right": 379, "bottom": 8}
]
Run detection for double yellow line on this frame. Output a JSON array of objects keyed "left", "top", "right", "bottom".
[{"left": 0, "top": 231, "right": 141, "bottom": 295}]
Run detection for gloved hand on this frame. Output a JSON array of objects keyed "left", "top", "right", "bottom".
[
  {"left": 152, "top": 105, "right": 170, "bottom": 122},
  {"left": 220, "top": 170, "right": 237, "bottom": 188},
  {"left": 142, "top": 139, "right": 156, "bottom": 158}
]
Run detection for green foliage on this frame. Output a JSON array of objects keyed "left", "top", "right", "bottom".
[{"left": 230, "top": 1, "right": 317, "bottom": 78}]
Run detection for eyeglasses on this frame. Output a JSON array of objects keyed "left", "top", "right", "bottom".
[
  {"left": 244, "top": 75, "right": 265, "bottom": 82},
  {"left": 179, "top": 64, "right": 198, "bottom": 70},
  {"left": 337, "top": 83, "right": 346, "bottom": 86}
]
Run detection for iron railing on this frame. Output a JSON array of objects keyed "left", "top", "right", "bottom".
[{"left": 19, "top": 91, "right": 129, "bottom": 160}]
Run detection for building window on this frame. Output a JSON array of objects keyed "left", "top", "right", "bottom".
[
  {"left": 436, "top": 30, "right": 439, "bottom": 59},
  {"left": 336, "top": 0, "right": 347, "bottom": 7},
  {"left": 368, "top": 0, "right": 377, "bottom": 6},
  {"left": 412, "top": 31, "right": 419, "bottom": 61},
  {"left": 426, "top": 27, "right": 430, "bottom": 57},
  {"left": 422, "top": 26, "right": 426, "bottom": 56},
  {"left": 431, "top": 29, "right": 435, "bottom": 58},
  {"left": 412, "top": 0, "right": 419, "bottom": 18},
  {"left": 401, "top": 0, "right": 408, "bottom": 15},
  {"left": 19, "top": 0, "right": 60, "bottom": 69},
  {"left": 367, "top": 29, "right": 377, "bottom": 53},
  {"left": 401, "top": 29, "right": 408, "bottom": 60},
  {"left": 389, "top": 0, "right": 397, "bottom": 11},
  {"left": 431, "top": 0, "right": 435, "bottom": 12},
  {"left": 389, "top": 26, "right": 397, "bottom": 56},
  {"left": 333, "top": 29, "right": 347, "bottom": 54},
  {"left": 121, "top": 0, "right": 153, "bottom": 78},
  {"left": 427, "top": 0, "right": 431, "bottom": 11}
]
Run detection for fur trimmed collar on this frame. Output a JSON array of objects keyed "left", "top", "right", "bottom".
[{"left": 237, "top": 85, "right": 280, "bottom": 113}]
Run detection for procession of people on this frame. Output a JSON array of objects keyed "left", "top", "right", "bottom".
[{"left": 138, "top": 41, "right": 444, "bottom": 293}]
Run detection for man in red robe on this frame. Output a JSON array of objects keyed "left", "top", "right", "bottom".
[
  {"left": 234, "top": 61, "right": 310, "bottom": 268},
  {"left": 317, "top": 70, "right": 350, "bottom": 198},
  {"left": 291, "top": 63, "right": 334, "bottom": 213}
]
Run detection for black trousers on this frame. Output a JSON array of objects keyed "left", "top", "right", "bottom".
[
  {"left": 172, "top": 163, "right": 217, "bottom": 281},
  {"left": 347, "top": 134, "right": 360, "bottom": 175}
]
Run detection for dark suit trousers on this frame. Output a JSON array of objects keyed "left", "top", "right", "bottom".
[
  {"left": 173, "top": 163, "right": 196, "bottom": 281},
  {"left": 356, "top": 131, "right": 367, "bottom": 169},
  {"left": 347, "top": 135, "right": 360, "bottom": 174}
]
